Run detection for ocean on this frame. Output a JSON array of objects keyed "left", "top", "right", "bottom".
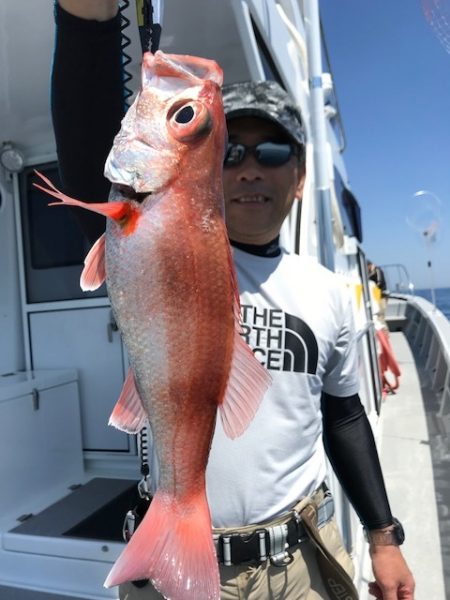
[{"left": 414, "top": 287, "right": 450, "bottom": 321}]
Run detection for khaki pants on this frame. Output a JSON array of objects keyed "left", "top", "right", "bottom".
[{"left": 119, "top": 511, "right": 354, "bottom": 600}]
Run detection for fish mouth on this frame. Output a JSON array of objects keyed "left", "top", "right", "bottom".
[{"left": 112, "top": 184, "right": 152, "bottom": 204}]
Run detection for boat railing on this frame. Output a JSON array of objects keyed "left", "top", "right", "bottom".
[
  {"left": 380, "top": 263, "right": 415, "bottom": 296},
  {"left": 403, "top": 295, "right": 450, "bottom": 461},
  {"left": 380, "top": 263, "right": 415, "bottom": 324}
]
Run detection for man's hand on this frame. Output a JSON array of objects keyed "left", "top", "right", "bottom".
[{"left": 368, "top": 545, "right": 415, "bottom": 599}]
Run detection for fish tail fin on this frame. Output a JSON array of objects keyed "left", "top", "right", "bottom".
[{"left": 104, "top": 489, "right": 220, "bottom": 600}]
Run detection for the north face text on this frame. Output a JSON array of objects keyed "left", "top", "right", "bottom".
[{"left": 240, "top": 305, "right": 318, "bottom": 374}]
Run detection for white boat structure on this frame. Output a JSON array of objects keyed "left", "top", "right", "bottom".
[{"left": 0, "top": 1, "right": 448, "bottom": 598}]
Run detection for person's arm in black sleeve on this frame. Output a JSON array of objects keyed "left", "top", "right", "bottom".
[
  {"left": 321, "top": 391, "right": 393, "bottom": 530},
  {"left": 51, "top": 2, "right": 124, "bottom": 243},
  {"left": 323, "top": 392, "right": 416, "bottom": 599}
]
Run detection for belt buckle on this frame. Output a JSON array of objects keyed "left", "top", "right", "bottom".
[
  {"left": 221, "top": 534, "right": 232, "bottom": 566},
  {"left": 219, "top": 528, "right": 269, "bottom": 566},
  {"left": 257, "top": 529, "right": 268, "bottom": 562},
  {"left": 268, "top": 523, "right": 294, "bottom": 567},
  {"left": 270, "top": 550, "right": 294, "bottom": 567}
]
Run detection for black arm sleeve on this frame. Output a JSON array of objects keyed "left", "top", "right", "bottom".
[
  {"left": 321, "top": 392, "right": 393, "bottom": 530},
  {"left": 52, "top": 4, "right": 124, "bottom": 242}
]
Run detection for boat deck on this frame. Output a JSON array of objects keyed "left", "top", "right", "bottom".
[{"left": 361, "top": 331, "right": 449, "bottom": 600}]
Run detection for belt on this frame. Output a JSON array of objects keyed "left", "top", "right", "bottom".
[{"left": 213, "top": 484, "right": 334, "bottom": 566}]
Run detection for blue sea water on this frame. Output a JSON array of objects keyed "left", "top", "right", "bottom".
[{"left": 414, "top": 287, "right": 450, "bottom": 321}]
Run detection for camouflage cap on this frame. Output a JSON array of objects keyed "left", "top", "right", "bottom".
[{"left": 222, "top": 80, "right": 305, "bottom": 147}]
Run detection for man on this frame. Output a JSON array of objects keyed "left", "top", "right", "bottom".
[
  {"left": 52, "top": 2, "right": 415, "bottom": 599},
  {"left": 368, "top": 261, "right": 388, "bottom": 329},
  {"left": 368, "top": 262, "right": 387, "bottom": 296}
]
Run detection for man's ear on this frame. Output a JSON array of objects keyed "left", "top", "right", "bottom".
[{"left": 296, "top": 170, "right": 306, "bottom": 201}]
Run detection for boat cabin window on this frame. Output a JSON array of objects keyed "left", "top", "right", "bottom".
[
  {"left": 333, "top": 168, "right": 363, "bottom": 242},
  {"left": 19, "top": 163, "right": 106, "bottom": 303}
]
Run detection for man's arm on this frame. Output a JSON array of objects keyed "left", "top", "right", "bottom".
[
  {"left": 322, "top": 392, "right": 415, "bottom": 599},
  {"left": 58, "top": 0, "right": 118, "bottom": 21},
  {"left": 52, "top": 1, "right": 124, "bottom": 242}
]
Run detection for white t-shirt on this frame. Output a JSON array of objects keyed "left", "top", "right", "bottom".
[{"left": 205, "top": 248, "right": 359, "bottom": 528}]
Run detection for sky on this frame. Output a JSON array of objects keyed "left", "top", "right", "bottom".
[{"left": 320, "top": 1, "right": 450, "bottom": 289}]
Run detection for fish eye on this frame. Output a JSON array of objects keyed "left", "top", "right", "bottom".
[
  {"left": 175, "top": 105, "right": 195, "bottom": 124},
  {"left": 168, "top": 100, "right": 212, "bottom": 142}
]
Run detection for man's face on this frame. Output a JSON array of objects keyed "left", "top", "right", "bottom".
[{"left": 223, "top": 117, "right": 305, "bottom": 245}]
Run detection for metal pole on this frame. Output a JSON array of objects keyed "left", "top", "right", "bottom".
[
  {"left": 303, "top": 0, "right": 335, "bottom": 271},
  {"left": 427, "top": 258, "right": 437, "bottom": 310}
]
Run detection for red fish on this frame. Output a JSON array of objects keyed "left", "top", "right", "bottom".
[{"left": 35, "top": 50, "right": 270, "bottom": 600}]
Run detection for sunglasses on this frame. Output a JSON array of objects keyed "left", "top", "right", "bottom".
[{"left": 224, "top": 141, "right": 297, "bottom": 168}]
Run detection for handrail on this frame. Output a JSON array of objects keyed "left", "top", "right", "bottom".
[
  {"left": 407, "top": 295, "right": 450, "bottom": 364},
  {"left": 379, "top": 263, "right": 415, "bottom": 295}
]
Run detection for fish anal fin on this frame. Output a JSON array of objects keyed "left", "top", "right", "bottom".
[
  {"left": 219, "top": 330, "right": 271, "bottom": 440},
  {"left": 109, "top": 368, "right": 148, "bottom": 434},
  {"left": 80, "top": 234, "right": 106, "bottom": 291},
  {"left": 104, "top": 490, "right": 220, "bottom": 600}
]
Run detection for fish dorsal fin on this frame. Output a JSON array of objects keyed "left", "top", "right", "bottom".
[
  {"left": 109, "top": 368, "right": 148, "bottom": 434},
  {"left": 80, "top": 234, "right": 106, "bottom": 291}
]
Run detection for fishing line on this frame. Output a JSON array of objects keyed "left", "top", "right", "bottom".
[
  {"left": 117, "top": 1, "right": 166, "bottom": 503},
  {"left": 119, "top": 0, "right": 134, "bottom": 108},
  {"left": 134, "top": 0, "right": 165, "bottom": 492}
]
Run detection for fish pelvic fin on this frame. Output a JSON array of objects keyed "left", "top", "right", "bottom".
[
  {"left": 33, "top": 170, "right": 140, "bottom": 234},
  {"left": 219, "top": 331, "right": 272, "bottom": 440},
  {"left": 109, "top": 368, "right": 148, "bottom": 434},
  {"left": 104, "top": 489, "right": 220, "bottom": 600},
  {"left": 80, "top": 233, "right": 106, "bottom": 291}
]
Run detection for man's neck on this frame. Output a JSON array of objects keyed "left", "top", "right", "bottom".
[{"left": 230, "top": 236, "right": 281, "bottom": 257}]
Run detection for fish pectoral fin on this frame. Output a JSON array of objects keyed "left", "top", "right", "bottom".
[
  {"left": 33, "top": 170, "right": 140, "bottom": 233},
  {"left": 104, "top": 490, "right": 220, "bottom": 600},
  {"left": 109, "top": 368, "right": 148, "bottom": 434},
  {"left": 219, "top": 331, "right": 272, "bottom": 439},
  {"left": 80, "top": 234, "right": 106, "bottom": 291}
]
